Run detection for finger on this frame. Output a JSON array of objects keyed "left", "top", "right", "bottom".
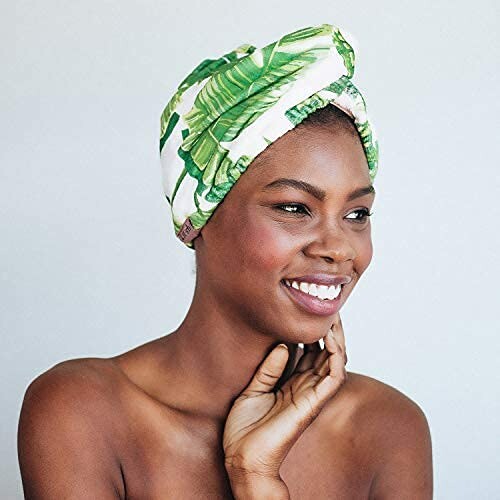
[
  {"left": 312, "top": 344, "right": 329, "bottom": 372},
  {"left": 241, "top": 344, "right": 290, "bottom": 397},
  {"left": 317, "top": 333, "right": 343, "bottom": 378},
  {"left": 276, "top": 341, "right": 345, "bottom": 429},
  {"left": 294, "top": 341, "right": 322, "bottom": 373},
  {"left": 314, "top": 336, "right": 347, "bottom": 402},
  {"left": 324, "top": 327, "right": 347, "bottom": 366},
  {"left": 330, "top": 314, "right": 347, "bottom": 365}
]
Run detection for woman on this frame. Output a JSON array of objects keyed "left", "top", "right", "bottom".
[{"left": 18, "top": 24, "right": 433, "bottom": 499}]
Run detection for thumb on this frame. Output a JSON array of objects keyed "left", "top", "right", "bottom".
[{"left": 241, "top": 344, "right": 289, "bottom": 397}]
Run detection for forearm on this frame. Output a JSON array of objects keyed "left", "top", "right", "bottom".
[{"left": 227, "top": 469, "right": 290, "bottom": 500}]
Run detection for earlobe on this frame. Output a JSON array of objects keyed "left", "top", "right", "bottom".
[
  {"left": 191, "top": 229, "right": 207, "bottom": 253},
  {"left": 192, "top": 234, "right": 201, "bottom": 249}
]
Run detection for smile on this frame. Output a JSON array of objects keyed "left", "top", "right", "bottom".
[
  {"left": 280, "top": 279, "right": 344, "bottom": 317},
  {"left": 284, "top": 279, "right": 341, "bottom": 300}
]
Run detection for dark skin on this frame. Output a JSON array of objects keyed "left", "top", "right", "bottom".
[{"left": 18, "top": 123, "right": 433, "bottom": 499}]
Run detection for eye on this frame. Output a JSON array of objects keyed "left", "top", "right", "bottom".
[
  {"left": 273, "top": 203, "right": 310, "bottom": 216},
  {"left": 346, "top": 208, "right": 373, "bottom": 223}
]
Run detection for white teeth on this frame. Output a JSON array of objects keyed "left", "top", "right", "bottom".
[
  {"left": 284, "top": 279, "right": 342, "bottom": 300},
  {"left": 327, "top": 285, "right": 341, "bottom": 300},
  {"left": 318, "top": 285, "right": 329, "bottom": 300}
]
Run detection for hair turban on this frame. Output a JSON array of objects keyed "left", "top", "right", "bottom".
[{"left": 159, "top": 23, "right": 379, "bottom": 248}]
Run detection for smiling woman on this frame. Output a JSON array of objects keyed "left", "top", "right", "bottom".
[
  {"left": 195, "top": 108, "right": 376, "bottom": 333},
  {"left": 18, "top": 24, "right": 432, "bottom": 499}
]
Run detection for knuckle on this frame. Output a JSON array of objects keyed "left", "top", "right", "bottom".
[
  {"left": 224, "top": 451, "right": 250, "bottom": 472},
  {"left": 300, "top": 396, "right": 320, "bottom": 425},
  {"left": 332, "top": 337, "right": 342, "bottom": 350},
  {"left": 256, "top": 369, "right": 279, "bottom": 386},
  {"left": 332, "top": 368, "right": 347, "bottom": 385}
]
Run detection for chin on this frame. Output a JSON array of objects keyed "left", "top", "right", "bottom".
[
  {"left": 278, "top": 279, "right": 351, "bottom": 327},
  {"left": 295, "top": 321, "right": 339, "bottom": 344},
  {"left": 251, "top": 278, "right": 354, "bottom": 342}
]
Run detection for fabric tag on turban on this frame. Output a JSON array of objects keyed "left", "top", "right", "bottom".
[{"left": 159, "top": 23, "right": 379, "bottom": 248}]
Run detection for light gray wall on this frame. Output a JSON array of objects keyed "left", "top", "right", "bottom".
[{"left": 2, "top": 1, "right": 499, "bottom": 498}]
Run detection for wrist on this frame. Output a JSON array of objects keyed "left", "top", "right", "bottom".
[{"left": 226, "top": 469, "right": 290, "bottom": 500}]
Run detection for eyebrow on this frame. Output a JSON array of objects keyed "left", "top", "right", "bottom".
[{"left": 262, "top": 178, "right": 375, "bottom": 202}]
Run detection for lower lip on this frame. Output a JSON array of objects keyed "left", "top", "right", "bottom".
[{"left": 280, "top": 280, "right": 343, "bottom": 317}]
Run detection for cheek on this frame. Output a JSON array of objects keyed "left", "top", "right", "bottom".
[
  {"left": 238, "top": 219, "right": 296, "bottom": 274},
  {"left": 354, "top": 234, "right": 373, "bottom": 274}
]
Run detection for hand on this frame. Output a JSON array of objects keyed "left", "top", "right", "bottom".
[{"left": 223, "top": 313, "right": 348, "bottom": 482}]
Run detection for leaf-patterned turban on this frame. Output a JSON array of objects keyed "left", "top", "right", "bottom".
[{"left": 159, "top": 23, "right": 379, "bottom": 248}]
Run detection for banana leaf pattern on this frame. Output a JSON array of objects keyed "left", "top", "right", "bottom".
[{"left": 159, "top": 23, "right": 379, "bottom": 248}]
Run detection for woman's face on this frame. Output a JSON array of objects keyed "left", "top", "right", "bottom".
[{"left": 195, "top": 123, "right": 375, "bottom": 343}]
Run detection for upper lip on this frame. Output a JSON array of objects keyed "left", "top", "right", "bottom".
[{"left": 282, "top": 273, "right": 352, "bottom": 287}]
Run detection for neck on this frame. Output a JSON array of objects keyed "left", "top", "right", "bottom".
[{"left": 152, "top": 283, "right": 298, "bottom": 423}]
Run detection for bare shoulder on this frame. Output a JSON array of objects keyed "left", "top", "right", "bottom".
[
  {"left": 341, "top": 371, "right": 434, "bottom": 499},
  {"left": 345, "top": 370, "right": 430, "bottom": 420},
  {"left": 18, "top": 357, "right": 125, "bottom": 498},
  {"left": 20, "top": 357, "right": 123, "bottom": 422},
  {"left": 19, "top": 356, "right": 125, "bottom": 442}
]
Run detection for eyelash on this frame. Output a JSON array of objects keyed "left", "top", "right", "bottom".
[{"left": 274, "top": 203, "right": 373, "bottom": 223}]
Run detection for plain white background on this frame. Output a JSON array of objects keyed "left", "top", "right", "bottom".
[{"left": 2, "top": 1, "right": 499, "bottom": 498}]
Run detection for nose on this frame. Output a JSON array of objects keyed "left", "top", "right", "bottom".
[{"left": 302, "top": 219, "right": 356, "bottom": 263}]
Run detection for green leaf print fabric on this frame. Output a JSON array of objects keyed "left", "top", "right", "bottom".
[{"left": 159, "top": 23, "right": 379, "bottom": 248}]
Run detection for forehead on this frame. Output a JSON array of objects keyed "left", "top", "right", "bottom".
[{"left": 238, "top": 125, "right": 371, "bottom": 194}]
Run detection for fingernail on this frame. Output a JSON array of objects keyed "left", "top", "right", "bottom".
[{"left": 278, "top": 343, "right": 288, "bottom": 350}]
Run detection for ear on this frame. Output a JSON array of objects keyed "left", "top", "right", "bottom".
[{"left": 192, "top": 232, "right": 203, "bottom": 250}]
